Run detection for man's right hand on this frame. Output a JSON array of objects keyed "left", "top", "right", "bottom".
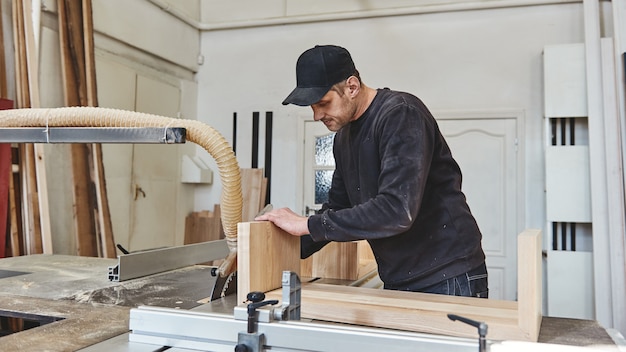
[{"left": 254, "top": 207, "right": 310, "bottom": 236}]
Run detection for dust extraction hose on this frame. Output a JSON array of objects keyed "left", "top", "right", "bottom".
[{"left": 0, "top": 106, "right": 242, "bottom": 277}]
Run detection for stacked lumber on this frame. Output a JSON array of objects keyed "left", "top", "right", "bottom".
[
  {"left": 57, "top": 0, "right": 115, "bottom": 258},
  {"left": 1, "top": 0, "right": 114, "bottom": 258},
  {"left": 7, "top": 0, "right": 51, "bottom": 256},
  {"left": 184, "top": 205, "right": 225, "bottom": 245}
]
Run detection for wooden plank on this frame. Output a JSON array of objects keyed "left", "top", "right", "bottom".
[
  {"left": 237, "top": 221, "right": 300, "bottom": 303},
  {"left": 267, "top": 283, "right": 525, "bottom": 341},
  {"left": 80, "top": 0, "right": 116, "bottom": 259},
  {"left": 0, "top": 143, "right": 10, "bottom": 257},
  {"left": 265, "top": 229, "right": 543, "bottom": 342},
  {"left": 82, "top": 0, "right": 97, "bottom": 106},
  {"left": 358, "top": 240, "right": 375, "bottom": 261},
  {"left": 21, "top": 0, "right": 39, "bottom": 106},
  {"left": 58, "top": 0, "right": 114, "bottom": 258},
  {"left": 13, "top": 0, "right": 51, "bottom": 255},
  {"left": 517, "top": 228, "right": 542, "bottom": 341},
  {"left": 32, "top": 144, "right": 52, "bottom": 254},
  {"left": 311, "top": 242, "right": 359, "bottom": 280},
  {"left": 240, "top": 168, "right": 264, "bottom": 222},
  {"left": 0, "top": 0, "right": 7, "bottom": 98},
  {"left": 58, "top": 0, "right": 96, "bottom": 257},
  {"left": 12, "top": 0, "right": 29, "bottom": 107},
  {"left": 212, "top": 204, "right": 223, "bottom": 240},
  {"left": 259, "top": 177, "right": 268, "bottom": 210},
  {"left": 0, "top": 100, "right": 13, "bottom": 257},
  {"left": 12, "top": 1, "right": 32, "bottom": 254},
  {"left": 71, "top": 144, "right": 97, "bottom": 256},
  {"left": 21, "top": 145, "right": 42, "bottom": 254},
  {"left": 184, "top": 212, "right": 197, "bottom": 245},
  {"left": 8, "top": 147, "right": 22, "bottom": 257}
]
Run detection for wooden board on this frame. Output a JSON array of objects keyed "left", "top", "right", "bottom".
[
  {"left": 311, "top": 242, "right": 359, "bottom": 280},
  {"left": 267, "top": 283, "right": 525, "bottom": 341},
  {"left": 0, "top": 143, "right": 10, "bottom": 257},
  {"left": 8, "top": 147, "right": 22, "bottom": 257},
  {"left": 517, "top": 228, "right": 542, "bottom": 341},
  {"left": 0, "top": 1, "right": 7, "bottom": 97},
  {"left": 184, "top": 207, "right": 223, "bottom": 244},
  {"left": 264, "top": 229, "right": 543, "bottom": 342},
  {"left": 240, "top": 168, "right": 265, "bottom": 222},
  {"left": 237, "top": 221, "right": 300, "bottom": 303},
  {"left": 300, "top": 240, "right": 370, "bottom": 281},
  {"left": 0, "top": 100, "right": 13, "bottom": 257}
]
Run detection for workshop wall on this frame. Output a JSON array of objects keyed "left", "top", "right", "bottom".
[{"left": 195, "top": 2, "right": 595, "bottom": 229}]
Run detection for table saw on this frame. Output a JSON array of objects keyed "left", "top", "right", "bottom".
[{"left": 0, "top": 248, "right": 623, "bottom": 352}]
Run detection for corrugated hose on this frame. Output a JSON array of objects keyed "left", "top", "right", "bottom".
[{"left": 0, "top": 106, "right": 242, "bottom": 277}]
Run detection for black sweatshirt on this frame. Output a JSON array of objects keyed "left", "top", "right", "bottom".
[{"left": 305, "top": 88, "right": 485, "bottom": 291}]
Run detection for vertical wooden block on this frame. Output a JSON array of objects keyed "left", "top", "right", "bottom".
[
  {"left": 517, "top": 228, "right": 542, "bottom": 341},
  {"left": 237, "top": 221, "right": 300, "bottom": 303},
  {"left": 240, "top": 168, "right": 264, "bottom": 222},
  {"left": 312, "top": 242, "right": 359, "bottom": 280}
]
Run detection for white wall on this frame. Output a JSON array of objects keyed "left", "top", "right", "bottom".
[{"left": 196, "top": 3, "right": 587, "bottom": 234}]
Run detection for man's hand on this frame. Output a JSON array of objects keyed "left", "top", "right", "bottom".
[{"left": 254, "top": 207, "right": 309, "bottom": 236}]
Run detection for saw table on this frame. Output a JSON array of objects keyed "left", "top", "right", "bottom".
[{"left": 0, "top": 252, "right": 622, "bottom": 352}]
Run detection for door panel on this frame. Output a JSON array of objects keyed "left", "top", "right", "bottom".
[{"left": 438, "top": 118, "right": 518, "bottom": 300}]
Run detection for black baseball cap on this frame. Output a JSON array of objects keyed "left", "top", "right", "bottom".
[{"left": 282, "top": 45, "right": 356, "bottom": 106}]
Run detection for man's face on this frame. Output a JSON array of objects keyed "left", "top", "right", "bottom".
[{"left": 310, "top": 85, "right": 357, "bottom": 132}]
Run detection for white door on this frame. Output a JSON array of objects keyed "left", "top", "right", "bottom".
[
  {"left": 302, "top": 116, "right": 519, "bottom": 300},
  {"left": 437, "top": 116, "right": 518, "bottom": 301}
]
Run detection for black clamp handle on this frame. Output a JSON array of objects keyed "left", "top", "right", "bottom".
[
  {"left": 246, "top": 291, "right": 278, "bottom": 334},
  {"left": 448, "top": 314, "right": 488, "bottom": 352}
]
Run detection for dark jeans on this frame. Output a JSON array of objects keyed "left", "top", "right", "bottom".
[{"left": 419, "top": 263, "right": 489, "bottom": 298}]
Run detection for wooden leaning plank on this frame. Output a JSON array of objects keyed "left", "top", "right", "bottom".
[{"left": 239, "top": 222, "right": 542, "bottom": 342}]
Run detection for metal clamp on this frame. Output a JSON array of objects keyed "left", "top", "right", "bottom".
[{"left": 233, "top": 271, "right": 302, "bottom": 352}]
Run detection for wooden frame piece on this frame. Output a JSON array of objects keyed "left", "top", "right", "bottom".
[
  {"left": 301, "top": 241, "right": 359, "bottom": 280},
  {"left": 237, "top": 221, "right": 300, "bottom": 303},
  {"left": 241, "top": 223, "right": 542, "bottom": 342}
]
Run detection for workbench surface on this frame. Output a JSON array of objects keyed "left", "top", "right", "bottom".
[
  {"left": 0, "top": 254, "right": 620, "bottom": 351},
  {"left": 0, "top": 254, "right": 218, "bottom": 351}
]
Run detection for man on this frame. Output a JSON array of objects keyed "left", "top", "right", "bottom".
[{"left": 256, "top": 45, "right": 488, "bottom": 297}]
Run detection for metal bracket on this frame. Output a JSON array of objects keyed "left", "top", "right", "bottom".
[
  {"left": 234, "top": 271, "right": 301, "bottom": 323},
  {"left": 277, "top": 271, "right": 301, "bottom": 321},
  {"left": 0, "top": 127, "right": 186, "bottom": 144}
]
